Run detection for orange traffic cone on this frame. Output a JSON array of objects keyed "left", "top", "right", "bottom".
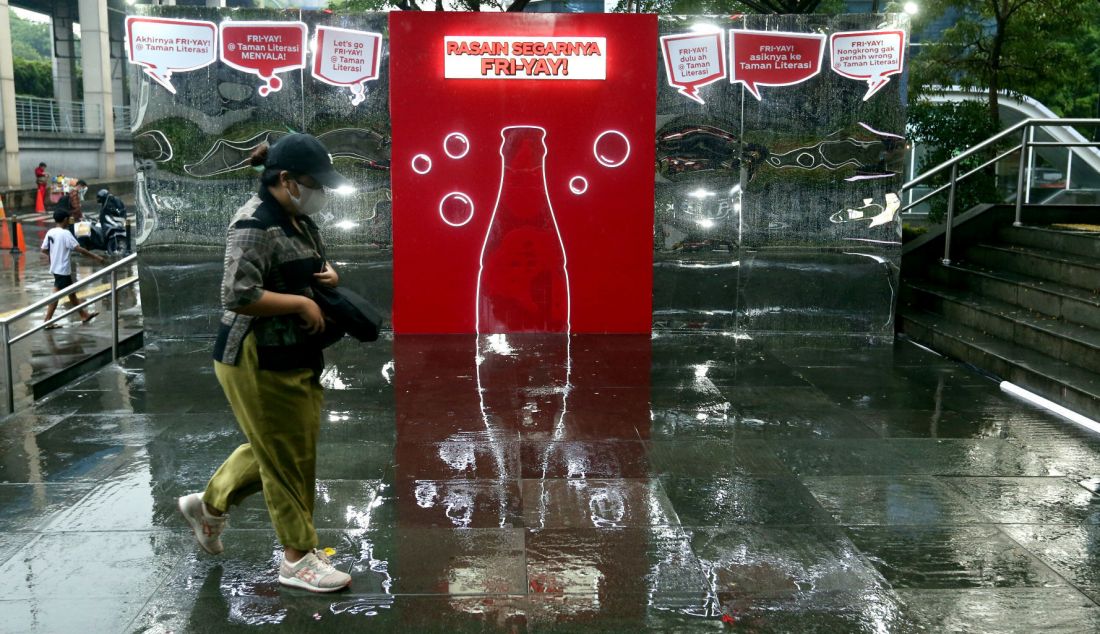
[
  {"left": 0, "top": 195, "right": 23, "bottom": 252},
  {"left": 12, "top": 221, "right": 24, "bottom": 252},
  {"left": 0, "top": 200, "right": 9, "bottom": 249},
  {"left": 35, "top": 187, "right": 46, "bottom": 213}
]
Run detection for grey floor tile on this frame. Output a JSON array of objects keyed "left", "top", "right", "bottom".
[
  {"left": 1001, "top": 523, "right": 1100, "bottom": 604},
  {"left": 944, "top": 477, "right": 1100, "bottom": 525},
  {"left": 803, "top": 476, "right": 987, "bottom": 526},
  {"left": 0, "top": 531, "right": 187, "bottom": 600},
  {"left": 648, "top": 440, "right": 790, "bottom": 477},
  {"left": 896, "top": 588, "right": 1100, "bottom": 632},
  {"left": 774, "top": 440, "right": 918, "bottom": 476},
  {"left": 130, "top": 593, "right": 530, "bottom": 633},
  {"left": 688, "top": 524, "right": 887, "bottom": 600},
  {"left": 662, "top": 476, "right": 829, "bottom": 526},
  {"left": 846, "top": 525, "right": 1066, "bottom": 589},
  {"left": 0, "top": 482, "right": 95, "bottom": 532},
  {"left": 1, "top": 597, "right": 149, "bottom": 634},
  {"left": 885, "top": 439, "right": 1052, "bottom": 476}
]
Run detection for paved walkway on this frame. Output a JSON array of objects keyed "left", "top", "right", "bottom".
[
  {"left": 0, "top": 213, "right": 141, "bottom": 411},
  {"left": 1, "top": 333, "right": 1098, "bottom": 632}
]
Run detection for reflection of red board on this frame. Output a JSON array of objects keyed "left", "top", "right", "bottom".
[{"left": 389, "top": 13, "right": 657, "bottom": 334}]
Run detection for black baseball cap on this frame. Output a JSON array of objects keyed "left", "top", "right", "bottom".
[{"left": 266, "top": 133, "right": 352, "bottom": 190}]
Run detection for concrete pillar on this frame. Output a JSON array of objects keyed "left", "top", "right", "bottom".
[
  {"left": 0, "top": 0, "right": 21, "bottom": 188},
  {"left": 109, "top": 11, "right": 127, "bottom": 112},
  {"left": 51, "top": 3, "right": 79, "bottom": 105},
  {"left": 78, "top": 0, "right": 115, "bottom": 178}
]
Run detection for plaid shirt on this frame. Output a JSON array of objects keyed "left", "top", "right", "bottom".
[{"left": 213, "top": 189, "right": 326, "bottom": 373}]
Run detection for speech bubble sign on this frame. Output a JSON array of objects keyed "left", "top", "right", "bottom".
[
  {"left": 220, "top": 21, "right": 308, "bottom": 97},
  {"left": 311, "top": 26, "right": 383, "bottom": 106},
  {"left": 660, "top": 32, "right": 725, "bottom": 105},
  {"left": 830, "top": 30, "right": 905, "bottom": 101},
  {"left": 125, "top": 16, "right": 217, "bottom": 94},
  {"left": 729, "top": 29, "right": 825, "bottom": 101}
]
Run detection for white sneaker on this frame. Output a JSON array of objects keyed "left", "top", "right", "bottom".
[
  {"left": 278, "top": 549, "right": 352, "bottom": 593},
  {"left": 178, "top": 493, "right": 227, "bottom": 555}
]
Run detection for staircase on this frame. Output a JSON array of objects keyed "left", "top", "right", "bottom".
[{"left": 899, "top": 210, "right": 1100, "bottom": 419}]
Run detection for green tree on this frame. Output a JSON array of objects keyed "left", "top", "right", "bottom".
[
  {"left": 908, "top": 100, "right": 1000, "bottom": 222},
  {"left": 9, "top": 10, "right": 52, "bottom": 61},
  {"left": 13, "top": 58, "right": 53, "bottom": 98},
  {"left": 911, "top": 0, "right": 1100, "bottom": 128}
]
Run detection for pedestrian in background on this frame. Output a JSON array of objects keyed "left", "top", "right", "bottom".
[
  {"left": 177, "top": 133, "right": 353, "bottom": 593},
  {"left": 34, "top": 163, "right": 49, "bottom": 213},
  {"left": 68, "top": 179, "right": 88, "bottom": 222},
  {"left": 41, "top": 209, "right": 103, "bottom": 329}
]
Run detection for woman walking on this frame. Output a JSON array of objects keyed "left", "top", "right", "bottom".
[{"left": 178, "top": 133, "right": 352, "bottom": 593}]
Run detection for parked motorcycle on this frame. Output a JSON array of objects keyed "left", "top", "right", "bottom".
[{"left": 74, "top": 214, "right": 128, "bottom": 255}]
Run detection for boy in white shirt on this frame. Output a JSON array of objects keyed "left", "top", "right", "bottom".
[{"left": 41, "top": 209, "right": 105, "bottom": 329}]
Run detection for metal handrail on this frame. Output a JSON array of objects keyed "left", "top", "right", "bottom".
[
  {"left": 901, "top": 117, "right": 1100, "bottom": 266},
  {"left": 13, "top": 95, "right": 103, "bottom": 135},
  {"left": 1, "top": 253, "right": 138, "bottom": 414}
]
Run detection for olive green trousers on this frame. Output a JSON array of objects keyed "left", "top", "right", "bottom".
[{"left": 204, "top": 333, "right": 323, "bottom": 552}]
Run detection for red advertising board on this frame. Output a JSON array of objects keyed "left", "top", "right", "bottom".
[
  {"left": 389, "top": 13, "right": 657, "bottom": 334},
  {"left": 729, "top": 29, "right": 825, "bottom": 100}
]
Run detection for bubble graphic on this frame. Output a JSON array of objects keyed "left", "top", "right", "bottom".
[
  {"left": 439, "top": 192, "right": 474, "bottom": 227},
  {"left": 569, "top": 176, "right": 588, "bottom": 195},
  {"left": 444, "top": 133, "right": 470, "bottom": 159},
  {"left": 411, "top": 154, "right": 432, "bottom": 175},
  {"left": 594, "top": 130, "right": 630, "bottom": 168}
]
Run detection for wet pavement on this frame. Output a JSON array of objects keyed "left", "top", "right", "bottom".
[
  {"left": 2, "top": 333, "right": 1100, "bottom": 632},
  {"left": 0, "top": 216, "right": 142, "bottom": 411}
]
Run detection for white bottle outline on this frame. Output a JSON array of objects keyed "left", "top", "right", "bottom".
[{"left": 475, "top": 125, "right": 572, "bottom": 335}]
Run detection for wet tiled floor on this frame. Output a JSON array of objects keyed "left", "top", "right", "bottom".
[
  {"left": 2, "top": 333, "right": 1100, "bottom": 632},
  {"left": 0, "top": 224, "right": 142, "bottom": 410}
]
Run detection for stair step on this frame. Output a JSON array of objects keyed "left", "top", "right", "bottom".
[
  {"left": 903, "top": 280, "right": 1100, "bottom": 373},
  {"left": 899, "top": 308, "right": 1100, "bottom": 421},
  {"left": 962, "top": 243, "right": 1100, "bottom": 292},
  {"left": 927, "top": 262, "right": 1100, "bottom": 331},
  {"left": 998, "top": 225, "right": 1100, "bottom": 260}
]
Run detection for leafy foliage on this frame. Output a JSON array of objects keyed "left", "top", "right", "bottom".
[
  {"left": 908, "top": 100, "right": 1001, "bottom": 222},
  {"left": 13, "top": 58, "right": 53, "bottom": 98},
  {"left": 9, "top": 11, "right": 56, "bottom": 98},
  {"left": 911, "top": 0, "right": 1100, "bottom": 126},
  {"left": 9, "top": 10, "right": 51, "bottom": 62}
]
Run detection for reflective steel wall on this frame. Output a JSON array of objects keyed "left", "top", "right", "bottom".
[
  {"left": 655, "top": 14, "right": 907, "bottom": 335},
  {"left": 131, "top": 10, "right": 905, "bottom": 339},
  {"left": 130, "top": 7, "right": 392, "bottom": 339}
]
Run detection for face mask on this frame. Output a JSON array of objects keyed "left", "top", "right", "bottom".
[
  {"left": 78, "top": 187, "right": 87, "bottom": 198},
  {"left": 288, "top": 182, "right": 327, "bottom": 216}
]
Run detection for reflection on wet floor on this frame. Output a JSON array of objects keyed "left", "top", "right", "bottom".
[{"left": 2, "top": 333, "right": 1100, "bottom": 632}]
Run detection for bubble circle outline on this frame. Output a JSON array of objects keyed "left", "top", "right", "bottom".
[
  {"left": 593, "top": 130, "right": 631, "bottom": 168},
  {"left": 439, "top": 191, "right": 475, "bottom": 227},
  {"left": 569, "top": 176, "right": 589, "bottom": 195},
  {"left": 411, "top": 153, "right": 432, "bottom": 175},
  {"left": 443, "top": 133, "right": 470, "bottom": 159}
]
